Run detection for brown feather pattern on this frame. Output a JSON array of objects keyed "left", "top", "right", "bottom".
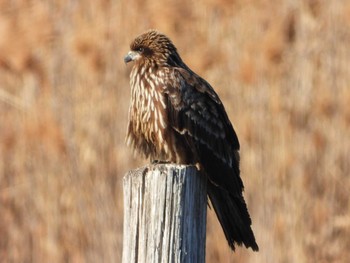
[{"left": 124, "top": 29, "right": 258, "bottom": 251}]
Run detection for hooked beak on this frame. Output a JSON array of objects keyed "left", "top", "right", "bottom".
[{"left": 124, "top": 51, "right": 139, "bottom": 64}]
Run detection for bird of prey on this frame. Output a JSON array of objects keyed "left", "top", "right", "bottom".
[{"left": 124, "top": 29, "right": 258, "bottom": 252}]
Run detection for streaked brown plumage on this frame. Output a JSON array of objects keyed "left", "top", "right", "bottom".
[{"left": 124, "top": 29, "right": 258, "bottom": 251}]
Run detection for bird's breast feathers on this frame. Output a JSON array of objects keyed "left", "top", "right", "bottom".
[{"left": 126, "top": 66, "right": 174, "bottom": 160}]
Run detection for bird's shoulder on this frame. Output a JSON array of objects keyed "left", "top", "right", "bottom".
[
  {"left": 156, "top": 65, "right": 240, "bottom": 151},
  {"left": 157, "top": 66, "right": 222, "bottom": 105}
]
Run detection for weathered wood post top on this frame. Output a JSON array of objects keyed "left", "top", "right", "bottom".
[{"left": 122, "top": 164, "right": 207, "bottom": 263}]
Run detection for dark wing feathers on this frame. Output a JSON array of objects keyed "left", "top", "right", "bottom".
[{"left": 165, "top": 68, "right": 243, "bottom": 193}]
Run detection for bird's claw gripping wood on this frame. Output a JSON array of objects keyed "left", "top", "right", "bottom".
[{"left": 151, "top": 160, "right": 171, "bottom": 164}]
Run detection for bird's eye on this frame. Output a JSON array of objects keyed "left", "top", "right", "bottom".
[{"left": 138, "top": 47, "right": 144, "bottom": 53}]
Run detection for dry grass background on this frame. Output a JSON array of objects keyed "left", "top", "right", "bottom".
[{"left": 0, "top": 0, "right": 349, "bottom": 262}]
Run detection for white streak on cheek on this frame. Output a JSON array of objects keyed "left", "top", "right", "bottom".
[{"left": 135, "top": 74, "right": 140, "bottom": 87}]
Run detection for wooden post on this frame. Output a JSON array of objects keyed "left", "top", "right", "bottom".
[{"left": 122, "top": 164, "right": 207, "bottom": 263}]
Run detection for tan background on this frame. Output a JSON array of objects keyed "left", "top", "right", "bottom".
[{"left": 0, "top": 0, "right": 349, "bottom": 262}]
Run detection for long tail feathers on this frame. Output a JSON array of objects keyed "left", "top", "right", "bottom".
[{"left": 207, "top": 182, "right": 259, "bottom": 251}]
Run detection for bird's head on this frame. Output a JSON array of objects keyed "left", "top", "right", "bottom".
[{"left": 124, "top": 30, "right": 183, "bottom": 67}]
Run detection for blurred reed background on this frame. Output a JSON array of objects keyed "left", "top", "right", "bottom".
[{"left": 0, "top": 0, "right": 349, "bottom": 262}]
